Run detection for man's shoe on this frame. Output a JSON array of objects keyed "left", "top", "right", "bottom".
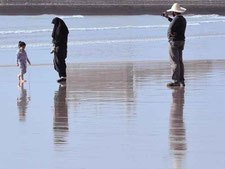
[
  {"left": 57, "top": 77, "right": 67, "bottom": 83},
  {"left": 167, "top": 82, "right": 180, "bottom": 87}
]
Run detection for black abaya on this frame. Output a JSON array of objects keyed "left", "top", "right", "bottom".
[{"left": 52, "top": 17, "right": 69, "bottom": 78}]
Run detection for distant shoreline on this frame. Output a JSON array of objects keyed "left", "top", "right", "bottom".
[{"left": 0, "top": 5, "right": 225, "bottom": 15}]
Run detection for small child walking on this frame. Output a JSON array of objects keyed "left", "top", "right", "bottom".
[{"left": 16, "top": 41, "right": 31, "bottom": 82}]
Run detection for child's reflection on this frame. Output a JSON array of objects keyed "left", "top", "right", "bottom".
[
  {"left": 17, "top": 82, "right": 30, "bottom": 122},
  {"left": 53, "top": 84, "right": 68, "bottom": 145},
  {"left": 169, "top": 87, "right": 186, "bottom": 169}
]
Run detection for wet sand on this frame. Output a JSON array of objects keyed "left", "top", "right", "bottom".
[{"left": 1, "top": 60, "right": 225, "bottom": 169}]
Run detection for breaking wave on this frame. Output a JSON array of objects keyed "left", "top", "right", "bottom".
[
  {"left": 1, "top": 34, "right": 225, "bottom": 49},
  {"left": 0, "top": 23, "right": 199, "bottom": 35},
  {"left": 60, "top": 15, "right": 84, "bottom": 19}
]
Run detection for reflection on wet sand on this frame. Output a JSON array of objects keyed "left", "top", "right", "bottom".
[
  {"left": 169, "top": 87, "right": 186, "bottom": 169},
  {"left": 53, "top": 84, "right": 68, "bottom": 145},
  {"left": 67, "top": 63, "right": 136, "bottom": 118},
  {"left": 17, "top": 82, "right": 30, "bottom": 122},
  {"left": 4, "top": 60, "right": 225, "bottom": 169}
]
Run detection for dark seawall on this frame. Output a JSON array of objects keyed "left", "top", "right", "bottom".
[{"left": 0, "top": 2, "right": 225, "bottom": 15}]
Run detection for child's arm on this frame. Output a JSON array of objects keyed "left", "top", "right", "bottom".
[
  {"left": 27, "top": 57, "right": 31, "bottom": 65},
  {"left": 16, "top": 52, "right": 19, "bottom": 66},
  {"left": 25, "top": 51, "right": 31, "bottom": 65}
]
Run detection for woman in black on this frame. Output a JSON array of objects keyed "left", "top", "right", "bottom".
[{"left": 51, "top": 17, "right": 69, "bottom": 83}]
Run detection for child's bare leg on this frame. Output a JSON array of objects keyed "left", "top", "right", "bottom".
[
  {"left": 21, "top": 74, "right": 24, "bottom": 82},
  {"left": 21, "top": 74, "right": 26, "bottom": 82},
  {"left": 21, "top": 74, "right": 23, "bottom": 81},
  {"left": 17, "top": 74, "right": 21, "bottom": 81},
  {"left": 18, "top": 81, "right": 21, "bottom": 88}
]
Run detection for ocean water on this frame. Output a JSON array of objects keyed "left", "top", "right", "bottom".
[{"left": 0, "top": 14, "right": 225, "bottom": 65}]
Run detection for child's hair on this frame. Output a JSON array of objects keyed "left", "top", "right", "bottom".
[{"left": 18, "top": 41, "right": 26, "bottom": 47}]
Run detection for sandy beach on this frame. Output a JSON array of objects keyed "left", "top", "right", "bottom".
[
  {"left": 1, "top": 60, "right": 225, "bottom": 169},
  {"left": 1, "top": 14, "right": 225, "bottom": 169}
]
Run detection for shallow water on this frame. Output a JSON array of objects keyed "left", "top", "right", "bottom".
[
  {"left": 0, "top": 14, "right": 225, "bottom": 65},
  {"left": 1, "top": 60, "right": 225, "bottom": 169}
]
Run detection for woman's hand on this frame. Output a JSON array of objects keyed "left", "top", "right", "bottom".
[
  {"left": 50, "top": 46, "right": 56, "bottom": 54},
  {"left": 16, "top": 63, "right": 19, "bottom": 67},
  {"left": 170, "top": 32, "right": 177, "bottom": 37}
]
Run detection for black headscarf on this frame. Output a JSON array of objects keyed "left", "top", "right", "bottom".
[{"left": 52, "top": 17, "right": 69, "bottom": 44}]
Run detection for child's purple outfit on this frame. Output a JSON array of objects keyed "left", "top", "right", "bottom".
[{"left": 17, "top": 50, "right": 29, "bottom": 75}]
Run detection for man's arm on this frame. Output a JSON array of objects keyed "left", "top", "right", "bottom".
[
  {"left": 162, "top": 12, "right": 173, "bottom": 22},
  {"left": 170, "top": 17, "right": 179, "bottom": 36},
  {"left": 168, "top": 17, "right": 173, "bottom": 22}
]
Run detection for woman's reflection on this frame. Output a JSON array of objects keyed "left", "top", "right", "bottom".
[
  {"left": 53, "top": 84, "right": 68, "bottom": 145},
  {"left": 169, "top": 87, "right": 186, "bottom": 169},
  {"left": 17, "top": 82, "right": 30, "bottom": 122}
]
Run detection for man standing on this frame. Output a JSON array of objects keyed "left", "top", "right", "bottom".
[{"left": 163, "top": 3, "right": 187, "bottom": 87}]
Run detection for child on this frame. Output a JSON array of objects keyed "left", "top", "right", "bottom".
[{"left": 16, "top": 41, "right": 31, "bottom": 82}]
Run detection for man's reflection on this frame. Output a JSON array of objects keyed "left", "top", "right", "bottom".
[
  {"left": 125, "top": 63, "right": 136, "bottom": 118},
  {"left": 53, "top": 84, "right": 68, "bottom": 145},
  {"left": 17, "top": 82, "right": 30, "bottom": 122},
  {"left": 169, "top": 87, "right": 186, "bottom": 169}
]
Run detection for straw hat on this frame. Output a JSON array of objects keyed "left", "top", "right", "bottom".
[{"left": 167, "top": 3, "right": 186, "bottom": 13}]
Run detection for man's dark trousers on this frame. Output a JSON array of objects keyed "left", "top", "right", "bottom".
[{"left": 169, "top": 40, "right": 185, "bottom": 83}]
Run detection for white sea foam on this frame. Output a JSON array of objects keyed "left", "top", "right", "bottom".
[
  {"left": 0, "top": 23, "right": 200, "bottom": 35},
  {"left": 0, "top": 29, "right": 52, "bottom": 35},
  {"left": 60, "top": 15, "right": 84, "bottom": 19},
  {"left": 200, "top": 20, "right": 225, "bottom": 23},
  {"left": 0, "top": 38, "right": 165, "bottom": 49},
  {"left": 70, "top": 25, "right": 169, "bottom": 31},
  {"left": 186, "top": 14, "right": 225, "bottom": 19},
  {"left": 188, "top": 34, "right": 225, "bottom": 39},
  {"left": 186, "top": 14, "right": 216, "bottom": 19},
  {"left": 0, "top": 15, "right": 223, "bottom": 36},
  {"left": 1, "top": 34, "right": 225, "bottom": 49},
  {"left": 67, "top": 34, "right": 225, "bottom": 45},
  {"left": 0, "top": 25, "right": 168, "bottom": 35},
  {"left": 0, "top": 43, "right": 51, "bottom": 49}
]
